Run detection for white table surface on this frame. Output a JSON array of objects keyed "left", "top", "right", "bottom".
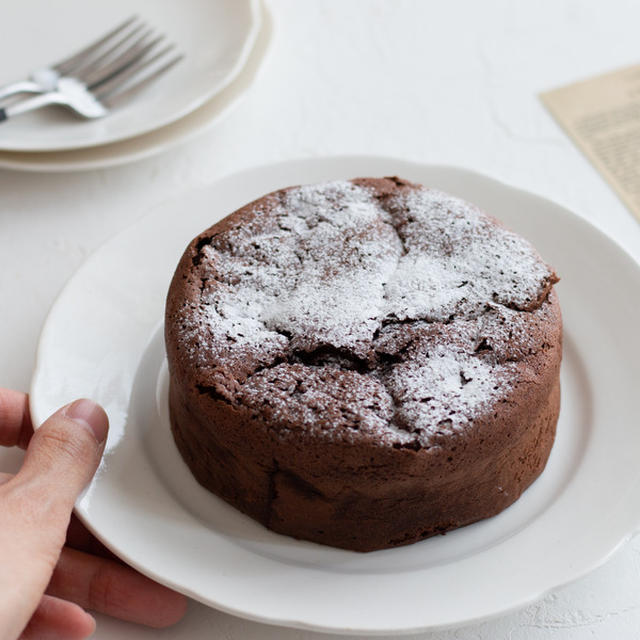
[{"left": 2, "top": 1, "right": 640, "bottom": 638}]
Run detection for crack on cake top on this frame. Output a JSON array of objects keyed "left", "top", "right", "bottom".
[{"left": 175, "top": 178, "right": 559, "bottom": 447}]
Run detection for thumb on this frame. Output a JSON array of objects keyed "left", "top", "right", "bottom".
[
  {"left": 0, "top": 399, "right": 108, "bottom": 640},
  {"left": 18, "top": 398, "right": 109, "bottom": 513}
]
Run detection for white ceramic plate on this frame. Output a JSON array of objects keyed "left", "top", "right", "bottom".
[
  {"left": 0, "top": 3, "right": 272, "bottom": 173},
  {"left": 30, "top": 157, "right": 640, "bottom": 635},
  {"left": 0, "top": 0, "right": 260, "bottom": 152}
]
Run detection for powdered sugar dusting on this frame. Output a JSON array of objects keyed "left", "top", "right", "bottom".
[
  {"left": 175, "top": 179, "right": 558, "bottom": 447},
  {"left": 380, "top": 311, "right": 525, "bottom": 442},
  {"left": 198, "top": 181, "right": 402, "bottom": 360},
  {"left": 383, "top": 188, "right": 553, "bottom": 321},
  {"left": 389, "top": 351, "right": 510, "bottom": 438}
]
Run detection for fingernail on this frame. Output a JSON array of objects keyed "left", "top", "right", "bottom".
[
  {"left": 64, "top": 399, "right": 109, "bottom": 444},
  {"left": 83, "top": 611, "right": 97, "bottom": 637}
]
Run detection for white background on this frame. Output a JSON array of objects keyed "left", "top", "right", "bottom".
[{"left": 1, "top": 1, "right": 640, "bottom": 638}]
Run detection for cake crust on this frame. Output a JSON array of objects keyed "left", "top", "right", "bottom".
[{"left": 165, "top": 177, "right": 562, "bottom": 552}]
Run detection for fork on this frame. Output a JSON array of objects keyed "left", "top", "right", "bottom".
[
  {"left": 0, "top": 17, "right": 183, "bottom": 122},
  {"left": 0, "top": 16, "right": 139, "bottom": 103}
]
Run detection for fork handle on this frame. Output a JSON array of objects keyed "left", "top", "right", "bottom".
[
  {"left": 0, "top": 80, "right": 43, "bottom": 103},
  {"left": 0, "top": 92, "right": 67, "bottom": 123}
]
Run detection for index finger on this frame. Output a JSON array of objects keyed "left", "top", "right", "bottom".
[{"left": 0, "top": 388, "right": 33, "bottom": 449}]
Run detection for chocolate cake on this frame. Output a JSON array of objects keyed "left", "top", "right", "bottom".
[{"left": 165, "top": 177, "right": 562, "bottom": 552}]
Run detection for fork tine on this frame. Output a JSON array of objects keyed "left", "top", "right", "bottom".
[
  {"left": 71, "top": 24, "right": 149, "bottom": 82},
  {"left": 98, "top": 50, "right": 184, "bottom": 107},
  {"left": 82, "top": 33, "right": 165, "bottom": 89},
  {"left": 54, "top": 15, "right": 139, "bottom": 75}
]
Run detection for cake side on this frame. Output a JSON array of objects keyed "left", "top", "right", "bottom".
[{"left": 165, "top": 177, "right": 562, "bottom": 551}]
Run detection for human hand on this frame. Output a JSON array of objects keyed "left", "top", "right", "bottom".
[{"left": 0, "top": 389, "right": 187, "bottom": 640}]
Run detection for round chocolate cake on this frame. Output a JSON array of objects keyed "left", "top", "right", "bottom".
[{"left": 165, "top": 177, "right": 562, "bottom": 552}]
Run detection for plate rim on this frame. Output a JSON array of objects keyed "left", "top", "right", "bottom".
[
  {"left": 30, "top": 156, "right": 640, "bottom": 634},
  {"left": 0, "top": 0, "right": 262, "bottom": 153}
]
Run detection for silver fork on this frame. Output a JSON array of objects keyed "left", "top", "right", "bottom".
[
  {"left": 0, "top": 17, "right": 183, "bottom": 122},
  {"left": 0, "top": 16, "right": 138, "bottom": 102}
]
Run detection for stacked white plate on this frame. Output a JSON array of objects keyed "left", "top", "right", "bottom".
[{"left": 0, "top": 0, "right": 271, "bottom": 171}]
